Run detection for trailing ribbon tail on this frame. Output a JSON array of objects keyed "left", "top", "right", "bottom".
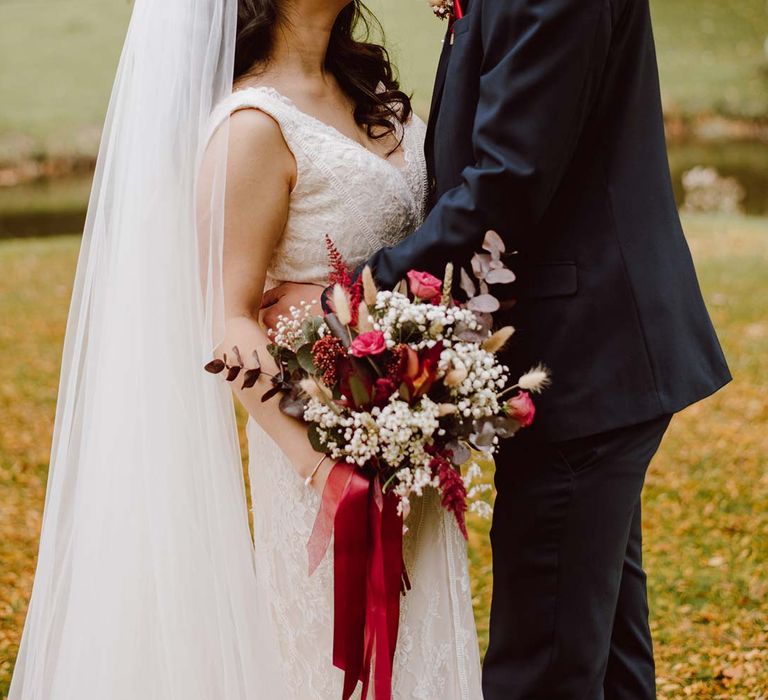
[{"left": 306, "top": 463, "right": 405, "bottom": 700}]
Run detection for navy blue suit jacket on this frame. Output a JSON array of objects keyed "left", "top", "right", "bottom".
[{"left": 367, "top": 0, "right": 731, "bottom": 440}]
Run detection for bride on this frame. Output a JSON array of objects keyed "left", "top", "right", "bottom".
[{"left": 10, "top": 1, "right": 482, "bottom": 698}]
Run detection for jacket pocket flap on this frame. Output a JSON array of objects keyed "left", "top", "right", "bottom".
[{"left": 513, "top": 262, "right": 578, "bottom": 300}]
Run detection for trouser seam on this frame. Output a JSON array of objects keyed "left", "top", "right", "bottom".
[{"left": 541, "top": 459, "right": 577, "bottom": 692}]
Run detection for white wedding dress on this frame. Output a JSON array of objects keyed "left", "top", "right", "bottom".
[{"left": 212, "top": 86, "right": 484, "bottom": 699}]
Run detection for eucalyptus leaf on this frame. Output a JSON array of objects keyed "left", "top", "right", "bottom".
[
  {"left": 467, "top": 294, "right": 501, "bottom": 313},
  {"left": 486, "top": 268, "right": 516, "bottom": 285},
  {"left": 482, "top": 230, "right": 506, "bottom": 258},
  {"left": 471, "top": 421, "right": 496, "bottom": 450},
  {"left": 301, "top": 317, "right": 324, "bottom": 345},
  {"left": 493, "top": 415, "right": 522, "bottom": 439},
  {"left": 204, "top": 359, "right": 226, "bottom": 374},
  {"left": 459, "top": 268, "right": 476, "bottom": 299},
  {"left": 471, "top": 253, "right": 491, "bottom": 280},
  {"left": 241, "top": 367, "right": 262, "bottom": 389},
  {"left": 261, "top": 385, "right": 282, "bottom": 403},
  {"left": 279, "top": 391, "right": 307, "bottom": 419},
  {"left": 454, "top": 322, "right": 487, "bottom": 343},
  {"left": 447, "top": 440, "right": 471, "bottom": 466}
]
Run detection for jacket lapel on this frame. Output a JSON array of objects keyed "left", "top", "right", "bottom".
[{"left": 424, "top": 33, "right": 453, "bottom": 179}]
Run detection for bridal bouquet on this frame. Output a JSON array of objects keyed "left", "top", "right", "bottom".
[
  {"left": 266, "top": 234, "right": 549, "bottom": 536},
  {"left": 206, "top": 233, "right": 549, "bottom": 700}
]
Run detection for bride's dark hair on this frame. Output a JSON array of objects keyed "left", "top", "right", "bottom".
[{"left": 234, "top": 0, "right": 412, "bottom": 143}]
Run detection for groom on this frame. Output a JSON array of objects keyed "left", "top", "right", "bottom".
[{"left": 266, "top": 0, "right": 731, "bottom": 697}]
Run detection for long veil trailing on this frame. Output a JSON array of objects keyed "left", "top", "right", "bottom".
[{"left": 9, "top": 1, "right": 283, "bottom": 697}]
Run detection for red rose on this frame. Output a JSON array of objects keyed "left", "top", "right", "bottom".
[
  {"left": 373, "top": 377, "right": 398, "bottom": 406},
  {"left": 506, "top": 391, "right": 536, "bottom": 428},
  {"left": 350, "top": 330, "right": 387, "bottom": 358},
  {"left": 406, "top": 270, "right": 442, "bottom": 301}
]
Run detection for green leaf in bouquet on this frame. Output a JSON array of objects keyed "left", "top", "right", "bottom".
[
  {"left": 296, "top": 343, "right": 318, "bottom": 374},
  {"left": 338, "top": 358, "right": 374, "bottom": 409},
  {"left": 325, "top": 313, "right": 351, "bottom": 347},
  {"left": 301, "top": 317, "right": 325, "bottom": 345},
  {"left": 265, "top": 344, "right": 295, "bottom": 372},
  {"left": 307, "top": 424, "right": 328, "bottom": 453},
  {"left": 348, "top": 374, "right": 371, "bottom": 408}
]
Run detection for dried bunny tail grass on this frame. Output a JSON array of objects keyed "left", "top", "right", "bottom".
[
  {"left": 362, "top": 266, "right": 378, "bottom": 307},
  {"left": 332, "top": 284, "right": 352, "bottom": 326},
  {"left": 517, "top": 364, "right": 551, "bottom": 394},
  {"left": 482, "top": 326, "right": 515, "bottom": 353},
  {"left": 356, "top": 302, "right": 374, "bottom": 332},
  {"left": 442, "top": 262, "right": 454, "bottom": 306},
  {"left": 437, "top": 403, "right": 458, "bottom": 417},
  {"left": 444, "top": 366, "right": 468, "bottom": 388}
]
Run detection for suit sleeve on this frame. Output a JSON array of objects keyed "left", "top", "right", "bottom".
[{"left": 367, "top": 0, "right": 613, "bottom": 288}]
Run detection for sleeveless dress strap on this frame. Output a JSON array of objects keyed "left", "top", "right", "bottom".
[{"left": 207, "top": 86, "right": 311, "bottom": 176}]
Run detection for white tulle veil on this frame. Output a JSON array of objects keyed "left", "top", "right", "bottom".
[{"left": 9, "top": 1, "right": 283, "bottom": 697}]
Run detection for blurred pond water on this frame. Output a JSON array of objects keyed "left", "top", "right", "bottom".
[{"left": 0, "top": 139, "right": 767, "bottom": 238}]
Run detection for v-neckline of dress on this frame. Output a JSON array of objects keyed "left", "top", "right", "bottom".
[{"left": 237, "top": 86, "right": 410, "bottom": 180}]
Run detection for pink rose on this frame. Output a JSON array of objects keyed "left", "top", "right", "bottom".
[
  {"left": 350, "top": 330, "right": 387, "bottom": 358},
  {"left": 407, "top": 270, "right": 442, "bottom": 301},
  {"left": 506, "top": 391, "right": 536, "bottom": 428}
]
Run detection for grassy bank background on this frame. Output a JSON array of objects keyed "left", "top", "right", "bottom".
[
  {"left": 2, "top": 216, "right": 767, "bottom": 698},
  {"left": 1, "top": 0, "right": 767, "bottom": 161}
]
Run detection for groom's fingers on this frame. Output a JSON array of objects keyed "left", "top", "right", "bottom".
[
  {"left": 261, "top": 304, "right": 282, "bottom": 333},
  {"left": 260, "top": 285, "right": 284, "bottom": 309}
]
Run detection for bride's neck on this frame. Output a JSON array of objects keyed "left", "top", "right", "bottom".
[{"left": 269, "top": 8, "right": 337, "bottom": 89}]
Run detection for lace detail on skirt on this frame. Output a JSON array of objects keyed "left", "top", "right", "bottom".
[{"left": 247, "top": 421, "right": 483, "bottom": 699}]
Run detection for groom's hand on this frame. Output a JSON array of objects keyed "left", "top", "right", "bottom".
[{"left": 260, "top": 282, "right": 324, "bottom": 333}]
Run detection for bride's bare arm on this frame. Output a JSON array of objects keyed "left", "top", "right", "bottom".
[{"left": 206, "top": 109, "right": 332, "bottom": 491}]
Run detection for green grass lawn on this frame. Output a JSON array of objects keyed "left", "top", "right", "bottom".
[
  {"left": 1, "top": 214, "right": 766, "bottom": 698},
  {"left": 1, "top": 0, "right": 766, "bottom": 161}
]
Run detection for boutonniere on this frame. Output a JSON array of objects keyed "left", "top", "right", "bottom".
[{"left": 428, "top": 0, "right": 464, "bottom": 21}]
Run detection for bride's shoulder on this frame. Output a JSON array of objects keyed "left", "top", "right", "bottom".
[{"left": 219, "top": 108, "right": 295, "bottom": 187}]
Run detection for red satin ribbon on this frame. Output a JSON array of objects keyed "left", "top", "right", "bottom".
[
  {"left": 307, "top": 463, "right": 405, "bottom": 700},
  {"left": 454, "top": 0, "right": 464, "bottom": 20}
]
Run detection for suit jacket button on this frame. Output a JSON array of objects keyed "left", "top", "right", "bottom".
[{"left": 430, "top": 177, "right": 437, "bottom": 192}]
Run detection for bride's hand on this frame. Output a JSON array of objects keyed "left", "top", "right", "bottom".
[
  {"left": 214, "top": 315, "right": 276, "bottom": 379},
  {"left": 261, "top": 282, "right": 325, "bottom": 333}
]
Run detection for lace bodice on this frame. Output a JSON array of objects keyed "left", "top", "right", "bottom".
[{"left": 211, "top": 86, "right": 428, "bottom": 284}]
